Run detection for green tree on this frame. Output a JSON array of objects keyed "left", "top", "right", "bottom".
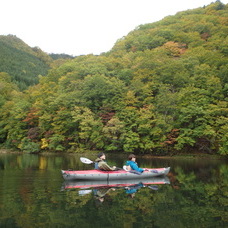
[{"left": 71, "top": 106, "right": 104, "bottom": 150}]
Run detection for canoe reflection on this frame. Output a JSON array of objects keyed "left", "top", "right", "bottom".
[{"left": 62, "top": 176, "right": 170, "bottom": 195}]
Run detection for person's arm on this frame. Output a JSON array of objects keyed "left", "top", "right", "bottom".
[
  {"left": 125, "top": 165, "right": 131, "bottom": 171},
  {"left": 99, "top": 161, "right": 116, "bottom": 171},
  {"left": 130, "top": 162, "right": 144, "bottom": 173}
]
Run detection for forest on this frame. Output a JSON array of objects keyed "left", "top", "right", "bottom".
[
  {"left": 0, "top": 1, "right": 227, "bottom": 156},
  {"left": 0, "top": 35, "right": 53, "bottom": 90}
]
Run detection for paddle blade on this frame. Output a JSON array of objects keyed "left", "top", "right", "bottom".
[
  {"left": 78, "top": 189, "right": 92, "bottom": 196},
  {"left": 80, "top": 157, "right": 94, "bottom": 164},
  {"left": 148, "top": 185, "right": 159, "bottom": 191}
]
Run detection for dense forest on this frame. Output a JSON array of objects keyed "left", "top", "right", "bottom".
[
  {"left": 0, "top": 35, "right": 51, "bottom": 90},
  {"left": 0, "top": 1, "right": 227, "bottom": 156},
  {"left": 0, "top": 35, "right": 73, "bottom": 90}
]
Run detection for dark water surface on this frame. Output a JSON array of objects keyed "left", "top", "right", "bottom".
[{"left": 0, "top": 152, "right": 227, "bottom": 228}]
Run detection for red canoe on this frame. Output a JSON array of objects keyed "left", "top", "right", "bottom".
[{"left": 61, "top": 167, "right": 170, "bottom": 181}]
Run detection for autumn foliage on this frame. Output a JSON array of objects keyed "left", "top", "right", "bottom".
[{"left": 0, "top": 1, "right": 227, "bottom": 155}]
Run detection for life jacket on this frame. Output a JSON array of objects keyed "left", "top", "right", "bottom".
[
  {"left": 94, "top": 158, "right": 102, "bottom": 170},
  {"left": 94, "top": 162, "right": 99, "bottom": 170}
]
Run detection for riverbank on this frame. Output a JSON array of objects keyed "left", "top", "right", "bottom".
[
  {"left": 0, "top": 149, "right": 226, "bottom": 160},
  {"left": 143, "top": 154, "right": 226, "bottom": 160},
  {"left": 0, "top": 149, "right": 21, "bottom": 154}
]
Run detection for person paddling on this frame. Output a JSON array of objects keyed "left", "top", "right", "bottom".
[
  {"left": 125, "top": 154, "right": 144, "bottom": 173},
  {"left": 95, "top": 152, "right": 117, "bottom": 171}
]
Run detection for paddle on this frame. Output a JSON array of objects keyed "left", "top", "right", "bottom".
[
  {"left": 80, "top": 157, "right": 94, "bottom": 164},
  {"left": 148, "top": 185, "right": 159, "bottom": 190},
  {"left": 78, "top": 189, "right": 93, "bottom": 196}
]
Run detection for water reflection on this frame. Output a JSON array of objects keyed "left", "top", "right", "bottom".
[
  {"left": 0, "top": 152, "right": 227, "bottom": 227},
  {"left": 62, "top": 177, "right": 170, "bottom": 201},
  {"left": 62, "top": 176, "right": 170, "bottom": 189}
]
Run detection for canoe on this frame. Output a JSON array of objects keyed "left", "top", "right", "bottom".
[
  {"left": 61, "top": 167, "right": 170, "bottom": 181},
  {"left": 62, "top": 176, "right": 170, "bottom": 190}
]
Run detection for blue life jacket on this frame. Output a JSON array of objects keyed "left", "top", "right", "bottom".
[
  {"left": 125, "top": 160, "right": 144, "bottom": 173},
  {"left": 94, "top": 162, "right": 99, "bottom": 170}
]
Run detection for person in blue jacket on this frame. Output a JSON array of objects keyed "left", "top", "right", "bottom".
[{"left": 125, "top": 154, "right": 144, "bottom": 173}]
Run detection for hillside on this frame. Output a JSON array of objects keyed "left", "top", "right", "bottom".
[
  {"left": 109, "top": 1, "right": 227, "bottom": 55},
  {"left": 0, "top": 35, "right": 52, "bottom": 90},
  {"left": 0, "top": 1, "right": 227, "bottom": 155}
]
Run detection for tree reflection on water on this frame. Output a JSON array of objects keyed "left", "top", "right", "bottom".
[{"left": 0, "top": 153, "right": 227, "bottom": 227}]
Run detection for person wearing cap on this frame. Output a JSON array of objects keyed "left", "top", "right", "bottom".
[
  {"left": 94, "top": 152, "right": 117, "bottom": 171},
  {"left": 125, "top": 154, "right": 144, "bottom": 173}
]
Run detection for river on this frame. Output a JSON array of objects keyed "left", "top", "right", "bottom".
[{"left": 0, "top": 152, "right": 227, "bottom": 228}]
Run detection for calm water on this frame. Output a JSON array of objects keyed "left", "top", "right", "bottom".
[{"left": 0, "top": 152, "right": 227, "bottom": 228}]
